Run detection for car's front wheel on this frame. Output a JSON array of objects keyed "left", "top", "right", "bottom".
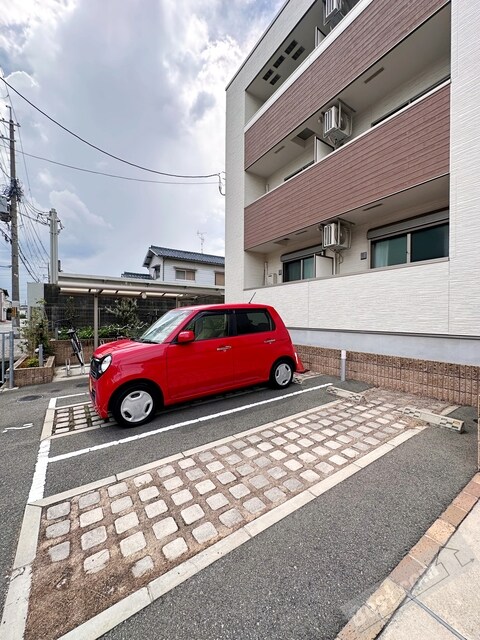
[
  {"left": 112, "top": 383, "right": 158, "bottom": 427},
  {"left": 269, "top": 359, "right": 294, "bottom": 389}
]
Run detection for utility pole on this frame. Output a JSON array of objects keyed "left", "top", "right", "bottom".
[
  {"left": 49, "top": 208, "right": 59, "bottom": 284},
  {"left": 197, "top": 231, "right": 206, "bottom": 254},
  {"left": 8, "top": 107, "right": 20, "bottom": 332}
]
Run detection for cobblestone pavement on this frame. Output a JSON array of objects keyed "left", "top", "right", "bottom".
[{"left": 26, "top": 388, "right": 448, "bottom": 639}]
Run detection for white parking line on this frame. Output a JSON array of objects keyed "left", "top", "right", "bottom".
[{"left": 48, "top": 382, "right": 333, "bottom": 464}]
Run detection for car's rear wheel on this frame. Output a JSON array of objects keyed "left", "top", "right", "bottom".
[
  {"left": 269, "top": 359, "right": 294, "bottom": 389},
  {"left": 112, "top": 383, "right": 158, "bottom": 427}
]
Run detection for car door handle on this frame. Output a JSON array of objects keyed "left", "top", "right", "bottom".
[
  {"left": 264, "top": 339, "right": 276, "bottom": 344},
  {"left": 217, "top": 345, "right": 232, "bottom": 351}
]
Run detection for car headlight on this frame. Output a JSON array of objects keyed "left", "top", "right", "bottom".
[{"left": 99, "top": 354, "right": 112, "bottom": 374}]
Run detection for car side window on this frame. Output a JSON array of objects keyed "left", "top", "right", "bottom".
[
  {"left": 185, "top": 312, "right": 229, "bottom": 341},
  {"left": 235, "top": 310, "right": 274, "bottom": 335}
]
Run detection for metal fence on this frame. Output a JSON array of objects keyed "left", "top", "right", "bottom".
[{"left": 1, "top": 331, "right": 14, "bottom": 388}]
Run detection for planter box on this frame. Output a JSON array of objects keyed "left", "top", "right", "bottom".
[{"left": 13, "top": 355, "right": 56, "bottom": 387}]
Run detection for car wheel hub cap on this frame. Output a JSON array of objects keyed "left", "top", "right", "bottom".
[
  {"left": 121, "top": 390, "right": 153, "bottom": 423},
  {"left": 275, "top": 364, "right": 291, "bottom": 386}
]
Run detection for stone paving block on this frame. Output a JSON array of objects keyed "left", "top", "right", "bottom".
[
  {"left": 313, "top": 445, "right": 330, "bottom": 456},
  {"left": 46, "top": 502, "right": 71, "bottom": 520},
  {"left": 133, "top": 473, "right": 152, "bottom": 488},
  {"left": 253, "top": 456, "right": 271, "bottom": 468},
  {"left": 217, "top": 471, "right": 236, "bottom": 485},
  {"left": 325, "top": 440, "right": 342, "bottom": 450},
  {"left": 206, "top": 461, "right": 224, "bottom": 473},
  {"left": 316, "top": 461, "right": 335, "bottom": 475},
  {"left": 329, "top": 454, "right": 348, "bottom": 466},
  {"left": 206, "top": 493, "right": 229, "bottom": 510},
  {"left": 132, "top": 555, "right": 154, "bottom": 578},
  {"left": 243, "top": 497, "right": 266, "bottom": 515},
  {"left": 285, "top": 432, "right": 300, "bottom": 440},
  {"left": 115, "top": 511, "right": 139, "bottom": 534},
  {"left": 181, "top": 504, "right": 205, "bottom": 525},
  {"left": 111, "top": 496, "right": 133, "bottom": 514},
  {"left": 284, "top": 460, "right": 303, "bottom": 471},
  {"left": 272, "top": 437, "right": 287, "bottom": 446},
  {"left": 219, "top": 508, "right": 244, "bottom": 528},
  {"left": 364, "top": 436, "right": 381, "bottom": 446},
  {"left": 297, "top": 438, "right": 314, "bottom": 447},
  {"left": 322, "top": 428, "right": 337, "bottom": 437},
  {"left": 264, "top": 487, "right": 286, "bottom": 503},
  {"left": 342, "top": 448, "right": 358, "bottom": 458},
  {"left": 145, "top": 499, "right": 168, "bottom": 519},
  {"left": 215, "top": 445, "right": 232, "bottom": 455},
  {"left": 195, "top": 479, "right": 216, "bottom": 495},
  {"left": 300, "top": 469, "right": 321, "bottom": 483},
  {"left": 108, "top": 482, "right": 128, "bottom": 498},
  {"left": 270, "top": 450, "right": 287, "bottom": 460},
  {"left": 247, "top": 435, "right": 262, "bottom": 443},
  {"left": 171, "top": 489, "right": 193, "bottom": 506},
  {"left": 249, "top": 474, "right": 269, "bottom": 489},
  {"left": 139, "top": 486, "right": 160, "bottom": 502},
  {"left": 153, "top": 517, "right": 178, "bottom": 540},
  {"left": 283, "top": 478, "right": 304, "bottom": 492},
  {"left": 48, "top": 541, "right": 71, "bottom": 562},
  {"left": 297, "top": 427, "right": 312, "bottom": 435},
  {"left": 242, "top": 447, "right": 257, "bottom": 458},
  {"left": 192, "top": 522, "right": 218, "bottom": 544},
  {"left": 274, "top": 426, "right": 287, "bottom": 433},
  {"left": 163, "top": 476, "right": 183, "bottom": 491},
  {"left": 311, "top": 433, "right": 326, "bottom": 443},
  {"left": 347, "top": 430, "right": 362, "bottom": 438},
  {"left": 297, "top": 418, "right": 309, "bottom": 425},
  {"left": 285, "top": 444, "right": 301, "bottom": 454},
  {"left": 319, "top": 419, "right": 333, "bottom": 426},
  {"left": 268, "top": 466, "right": 287, "bottom": 480},
  {"left": 229, "top": 483, "right": 250, "bottom": 499},
  {"left": 83, "top": 549, "right": 110, "bottom": 575},
  {"left": 157, "top": 464, "right": 175, "bottom": 478},
  {"left": 237, "top": 463, "right": 255, "bottom": 476},
  {"left": 357, "top": 426, "right": 373, "bottom": 434},
  {"left": 198, "top": 451, "right": 215, "bottom": 462},
  {"left": 178, "top": 458, "right": 195, "bottom": 469},
  {"left": 79, "top": 507, "right": 104, "bottom": 528},
  {"left": 78, "top": 492, "right": 100, "bottom": 510},
  {"left": 299, "top": 452, "right": 317, "bottom": 464},
  {"left": 46, "top": 520, "right": 70, "bottom": 539},
  {"left": 257, "top": 442, "right": 274, "bottom": 452},
  {"left": 81, "top": 526, "right": 107, "bottom": 551},
  {"left": 225, "top": 454, "right": 242, "bottom": 465},
  {"left": 353, "top": 441, "right": 369, "bottom": 452},
  {"left": 120, "top": 531, "right": 147, "bottom": 558},
  {"left": 186, "top": 468, "right": 205, "bottom": 481},
  {"left": 261, "top": 430, "right": 275, "bottom": 438},
  {"left": 163, "top": 537, "right": 188, "bottom": 561},
  {"left": 286, "top": 421, "right": 298, "bottom": 428},
  {"left": 425, "top": 519, "right": 455, "bottom": 545},
  {"left": 337, "top": 435, "right": 353, "bottom": 444},
  {"left": 232, "top": 440, "right": 247, "bottom": 449}
]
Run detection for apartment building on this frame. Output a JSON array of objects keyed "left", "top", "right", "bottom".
[{"left": 225, "top": 0, "right": 480, "bottom": 405}]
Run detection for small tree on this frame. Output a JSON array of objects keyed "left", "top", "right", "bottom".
[
  {"left": 21, "top": 301, "right": 53, "bottom": 360},
  {"left": 105, "top": 298, "right": 142, "bottom": 336}
]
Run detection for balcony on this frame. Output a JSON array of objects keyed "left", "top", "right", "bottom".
[
  {"left": 244, "top": 0, "right": 449, "bottom": 170},
  {"left": 244, "top": 84, "right": 450, "bottom": 251}
]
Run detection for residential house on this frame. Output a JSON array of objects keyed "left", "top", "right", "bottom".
[
  {"left": 143, "top": 246, "right": 225, "bottom": 288},
  {"left": 225, "top": 0, "right": 480, "bottom": 404},
  {"left": 0, "top": 288, "right": 9, "bottom": 322}
]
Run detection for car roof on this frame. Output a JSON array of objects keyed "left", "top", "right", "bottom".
[{"left": 174, "top": 303, "right": 274, "bottom": 313}]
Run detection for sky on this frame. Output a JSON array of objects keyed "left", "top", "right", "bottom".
[{"left": 0, "top": 0, "right": 283, "bottom": 302}]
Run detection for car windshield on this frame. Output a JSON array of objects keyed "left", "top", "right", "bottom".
[{"left": 137, "top": 309, "right": 192, "bottom": 344}]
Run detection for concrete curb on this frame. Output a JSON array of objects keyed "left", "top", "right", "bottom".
[{"left": 335, "top": 472, "right": 480, "bottom": 640}]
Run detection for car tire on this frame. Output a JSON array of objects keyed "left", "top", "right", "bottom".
[
  {"left": 269, "top": 359, "right": 294, "bottom": 389},
  {"left": 112, "top": 383, "right": 158, "bottom": 427}
]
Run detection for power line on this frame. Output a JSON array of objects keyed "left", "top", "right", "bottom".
[
  {"left": 0, "top": 143, "right": 218, "bottom": 185},
  {"left": 0, "top": 76, "right": 222, "bottom": 179}
]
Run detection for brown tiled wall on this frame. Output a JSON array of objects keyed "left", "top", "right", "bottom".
[
  {"left": 245, "top": 0, "right": 449, "bottom": 168},
  {"left": 13, "top": 356, "right": 55, "bottom": 387},
  {"left": 295, "top": 344, "right": 480, "bottom": 407},
  {"left": 245, "top": 86, "right": 449, "bottom": 249}
]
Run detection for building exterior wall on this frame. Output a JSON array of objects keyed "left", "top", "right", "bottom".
[{"left": 147, "top": 255, "right": 224, "bottom": 288}]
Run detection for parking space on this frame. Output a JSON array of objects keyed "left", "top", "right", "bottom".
[{"left": 23, "top": 386, "right": 449, "bottom": 639}]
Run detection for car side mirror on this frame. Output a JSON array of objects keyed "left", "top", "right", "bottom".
[{"left": 177, "top": 330, "right": 195, "bottom": 344}]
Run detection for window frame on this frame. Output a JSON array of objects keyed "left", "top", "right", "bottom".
[{"left": 175, "top": 268, "right": 196, "bottom": 281}]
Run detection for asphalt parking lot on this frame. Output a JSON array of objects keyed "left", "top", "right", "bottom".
[{"left": 0, "top": 374, "right": 478, "bottom": 639}]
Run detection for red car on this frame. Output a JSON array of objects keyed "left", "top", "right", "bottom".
[{"left": 89, "top": 303, "right": 305, "bottom": 427}]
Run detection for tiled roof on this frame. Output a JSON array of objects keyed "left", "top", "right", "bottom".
[
  {"left": 121, "top": 271, "right": 152, "bottom": 280},
  {"left": 145, "top": 246, "right": 225, "bottom": 267}
]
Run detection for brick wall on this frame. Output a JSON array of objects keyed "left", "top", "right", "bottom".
[
  {"left": 13, "top": 356, "right": 55, "bottom": 387},
  {"left": 295, "top": 344, "right": 480, "bottom": 407}
]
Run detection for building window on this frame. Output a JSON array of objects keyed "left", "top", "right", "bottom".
[
  {"left": 371, "top": 221, "right": 449, "bottom": 269},
  {"left": 175, "top": 268, "right": 195, "bottom": 281},
  {"left": 284, "top": 255, "right": 314, "bottom": 282},
  {"left": 153, "top": 265, "right": 161, "bottom": 279},
  {"left": 215, "top": 272, "right": 225, "bottom": 286}
]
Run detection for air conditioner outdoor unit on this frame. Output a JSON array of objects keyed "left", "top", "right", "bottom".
[
  {"left": 323, "top": 221, "right": 351, "bottom": 250},
  {"left": 323, "top": 104, "right": 352, "bottom": 145},
  {"left": 324, "top": 0, "right": 346, "bottom": 25}
]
